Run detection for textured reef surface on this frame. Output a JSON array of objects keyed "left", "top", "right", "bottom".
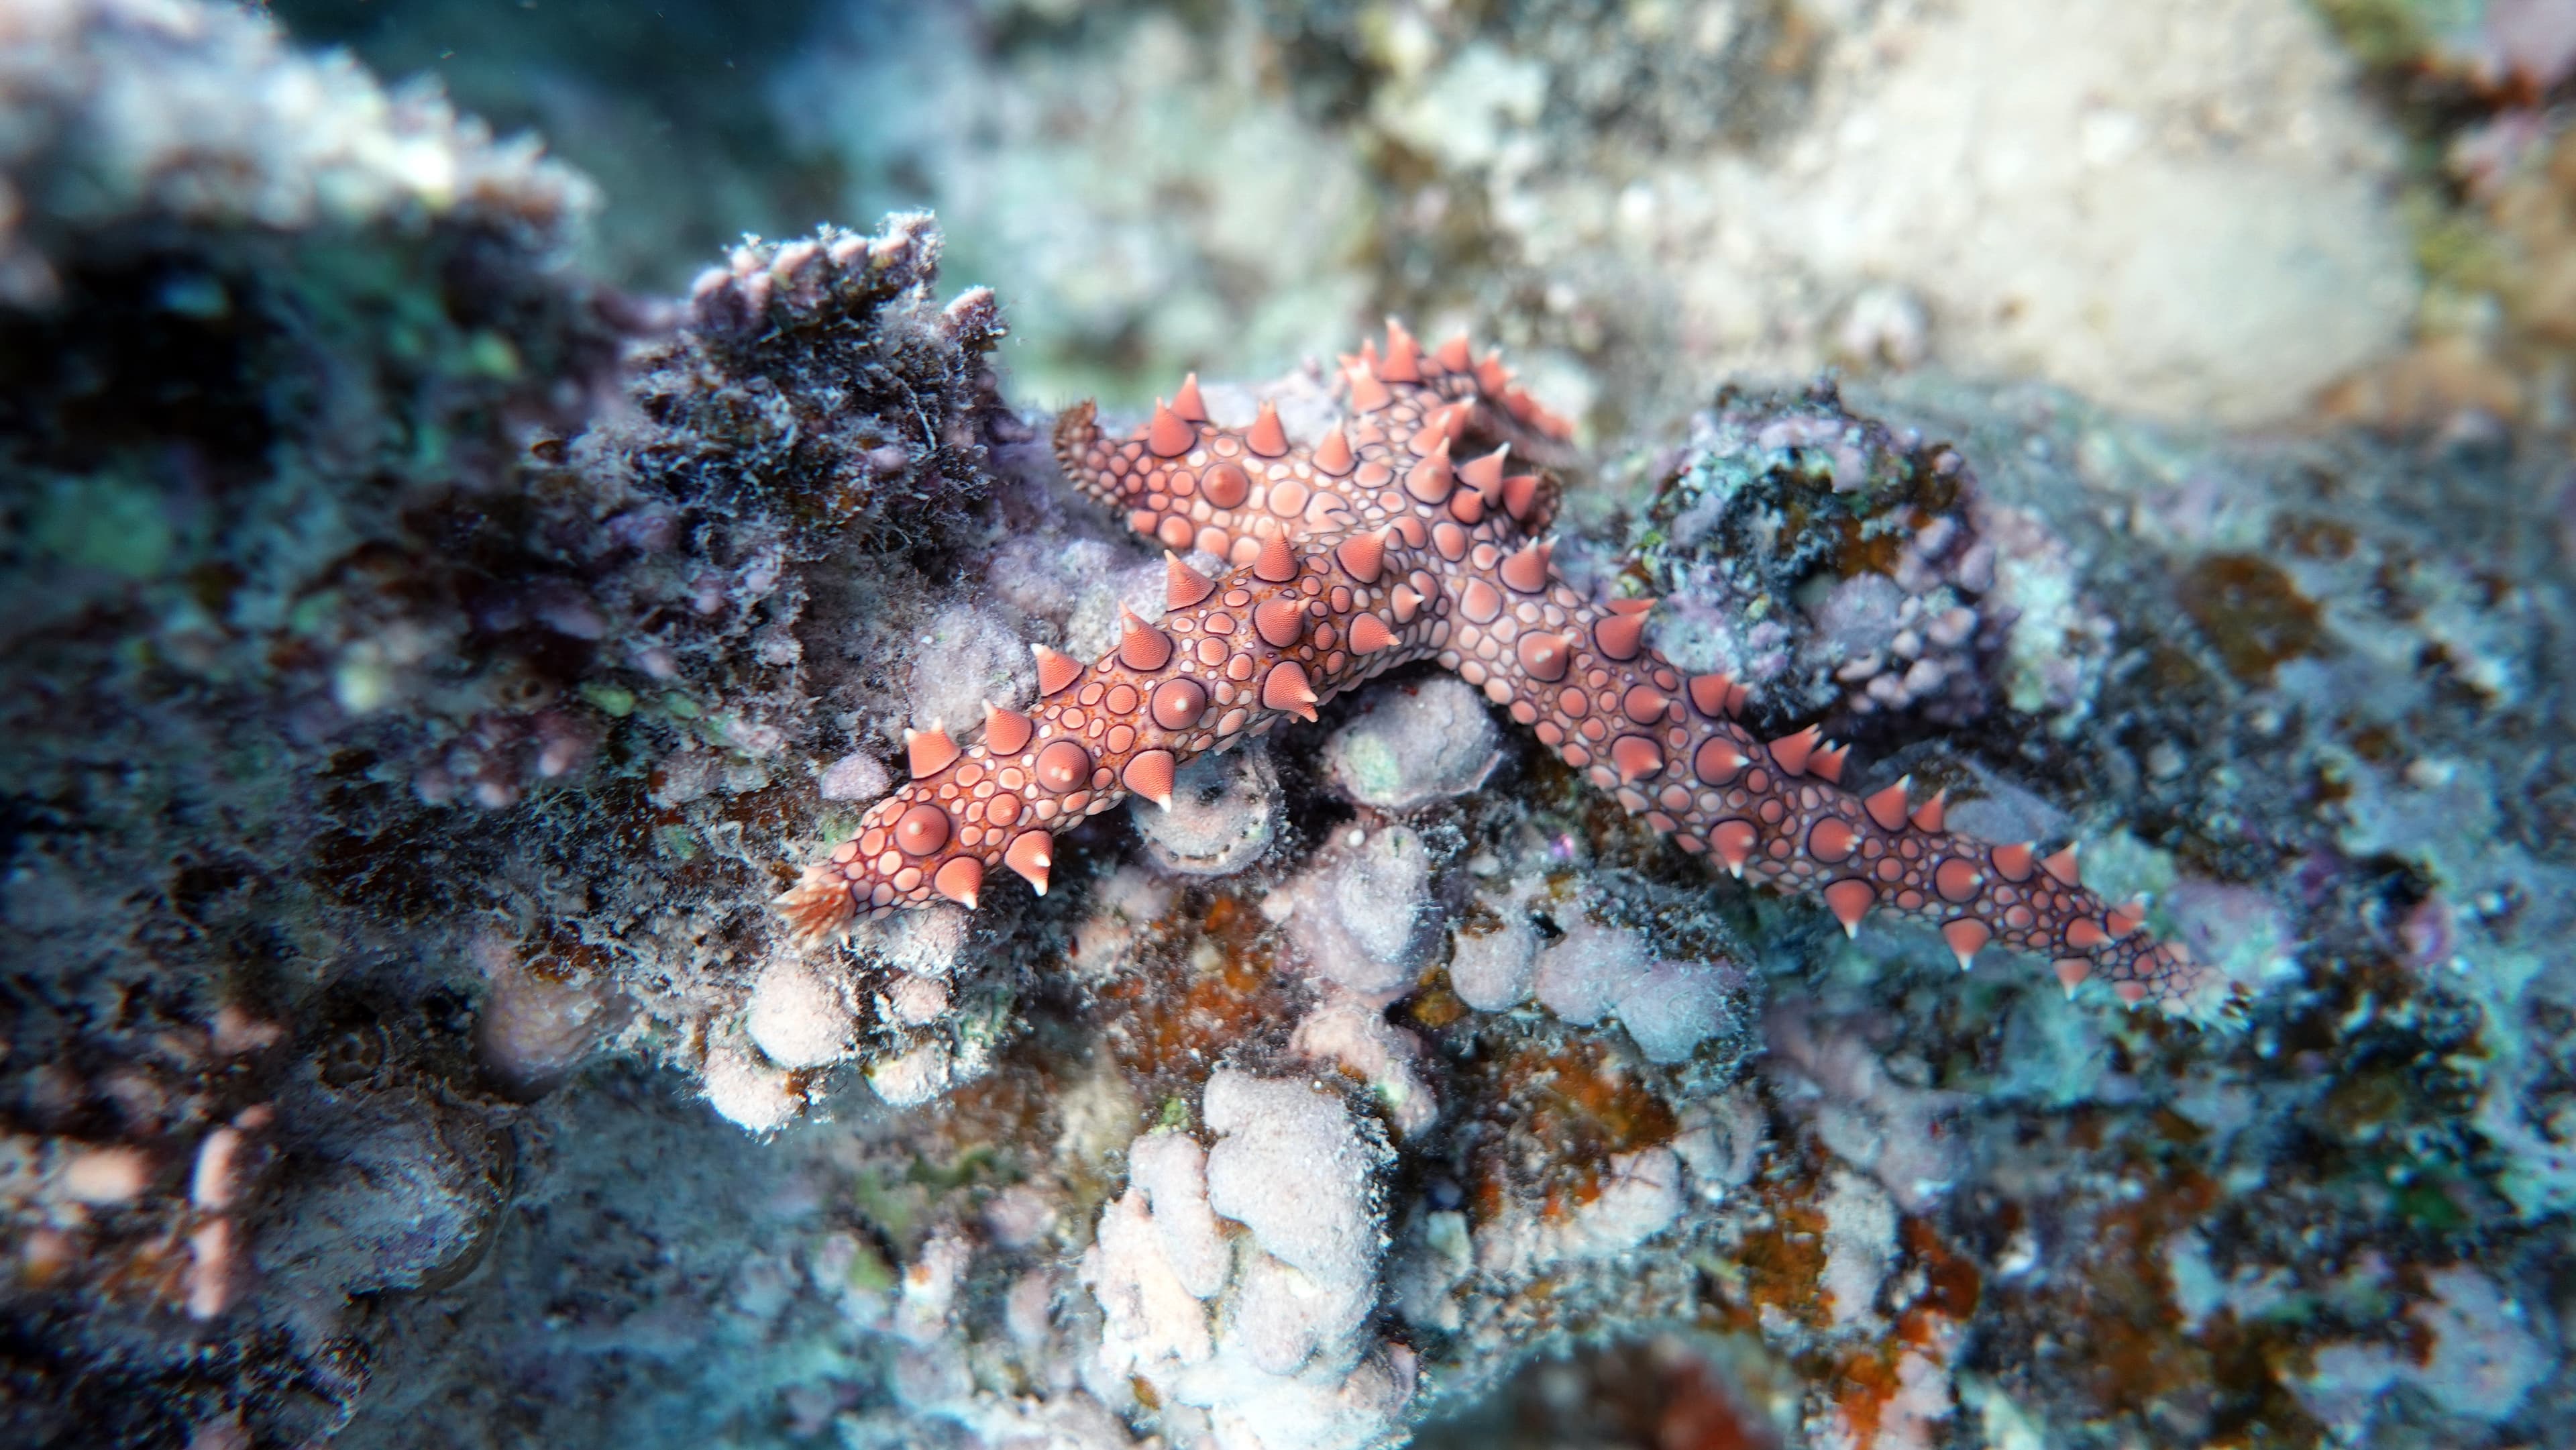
[{"left": 5, "top": 2, "right": 2576, "bottom": 1449}]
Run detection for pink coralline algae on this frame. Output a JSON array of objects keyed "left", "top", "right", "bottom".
[{"left": 779, "top": 323, "right": 2214, "bottom": 1013}]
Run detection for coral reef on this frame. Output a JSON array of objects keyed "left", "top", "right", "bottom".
[
  {"left": 1621, "top": 384, "right": 2006, "bottom": 728},
  {"left": 792, "top": 0, "right": 2416, "bottom": 431},
  {"left": 1136, "top": 743, "right": 1283, "bottom": 878},
  {"left": 5, "top": 4, "right": 2575, "bottom": 1450},
  {"left": 1322, "top": 676, "right": 1501, "bottom": 811},
  {"left": 0, "top": 1, "right": 1010, "bottom": 1438},
  {"left": 270, "top": 0, "right": 843, "bottom": 293},
  {"left": 722, "top": 323, "right": 2571, "bottom": 1449},
  {"left": 1084, "top": 1074, "right": 1410, "bottom": 1449},
  {"left": 2299, "top": 0, "right": 2576, "bottom": 439}
]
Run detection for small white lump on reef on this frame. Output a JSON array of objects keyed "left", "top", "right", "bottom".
[
  {"left": 1199, "top": 1073, "right": 1384, "bottom": 1320},
  {"left": 474, "top": 945, "right": 625, "bottom": 1098},
  {"left": 1085, "top": 1130, "right": 1228, "bottom": 1369},
  {"left": 1291, "top": 992, "right": 1440, "bottom": 1139},
  {"left": 1281, "top": 825, "right": 1444, "bottom": 996},
  {"left": 1322, "top": 675, "right": 1503, "bottom": 809},
  {"left": 743, "top": 955, "right": 855, "bottom": 1070},
  {"left": 859, "top": 902, "right": 972, "bottom": 980},
  {"left": 1531, "top": 919, "right": 1743, "bottom": 1064},
  {"left": 1447, "top": 882, "right": 1544, "bottom": 1014},
  {"left": 1134, "top": 742, "right": 1279, "bottom": 876},
  {"left": 818, "top": 749, "right": 892, "bottom": 802},
  {"left": 867, "top": 1041, "right": 955, "bottom": 1108},
  {"left": 906, "top": 605, "right": 1035, "bottom": 735},
  {"left": 881, "top": 972, "right": 951, "bottom": 1027},
  {"left": 701, "top": 1043, "right": 803, "bottom": 1134},
  {"left": 1080, "top": 1070, "right": 1410, "bottom": 1450}
]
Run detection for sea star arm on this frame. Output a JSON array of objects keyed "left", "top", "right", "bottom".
[
  {"left": 1049, "top": 317, "right": 1568, "bottom": 572},
  {"left": 780, "top": 333, "right": 1562, "bottom": 934},
  {"left": 775, "top": 531, "right": 1441, "bottom": 931},
  {"left": 1448, "top": 543, "right": 2199, "bottom": 1008},
  {"left": 1051, "top": 390, "right": 1359, "bottom": 565}
]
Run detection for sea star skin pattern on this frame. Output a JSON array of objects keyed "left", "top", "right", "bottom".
[{"left": 778, "top": 323, "right": 2209, "bottom": 1011}]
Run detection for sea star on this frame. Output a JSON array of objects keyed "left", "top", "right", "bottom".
[{"left": 778, "top": 323, "right": 2209, "bottom": 1010}]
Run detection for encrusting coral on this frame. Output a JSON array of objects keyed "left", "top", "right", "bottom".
[{"left": 780, "top": 322, "right": 2214, "bottom": 1015}]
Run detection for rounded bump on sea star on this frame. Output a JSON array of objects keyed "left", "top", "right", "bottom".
[
  {"left": 1825, "top": 879, "right": 1876, "bottom": 937},
  {"left": 1263, "top": 660, "right": 1320, "bottom": 721},
  {"left": 1864, "top": 778, "right": 1913, "bottom": 832},
  {"left": 1767, "top": 725, "right": 1822, "bottom": 776},
  {"left": 1165, "top": 552, "right": 1216, "bottom": 611},
  {"left": 934, "top": 855, "right": 982, "bottom": 909},
  {"left": 1610, "top": 735, "right": 1662, "bottom": 783},
  {"left": 983, "top": 703, "right": 1034, "bottom": 757},
  {"left": 1122, "top": 749, "right": 1177, "bottom": 809},
  {"left": 1500, "top": 541, "right": 1550, "bottom": 594},
  {"left": 1346, "top": 360, "right": 1392, "bottom": 413},
  {"left": 1150, "top": 677, "right": 1208, "bottom": 731},
  {"left": 1405, "top": 438, "right": 1454, "bottom": 505},
  {"left": 1118, "top": 610, "right": 1173, "bottom": 672},
  {"left": 1383, "top": 318, "right": 1424, "bottom": 382},
  {"left": 1254, "top": 598, "right": 1306, "bottom": 649},
  {"left": 1313, "top": 424, "right": 1356, "bottom": 477},
  {"left": 1006, "top": 830, "right": 1053, "bottom": 894},
  {"left": 906, "top": 725, "right": 961, "bottom": 778},
  {"left": 895, "top": 803, "right": 951, "bottom": 857},
  {"left": 1032, "top": 644, "right": 1083, "bottom": 697},
  {"left": 1335, "top": 530, "right": 1387, "bottom": 584},
  {"left": 1252, "top": 535, "right": 1299, "bottom": 584},
  {"left": 1946, "top": 919, "right": 1991, "bottom": 970},
  {"left": 1248, "top": 400, "right": 1290, "bottom": 458},
  {"left": 1148, "top": 399, "right": 1195, "bottom": 458},
  {"left": 1992, "top": 842, "right": 2036, "bottom": 882},
  {"left": 1593, "top": 610, "right": 1647, "bottom": 662},
  {"left": 2043, "top": 843, "right": 2082, "bottom": 887},
  {"left": 1035, "top": 740, "right": 1091, "bottom": 793}
]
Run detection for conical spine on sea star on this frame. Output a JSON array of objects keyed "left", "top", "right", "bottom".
[{"left": 776, "top": 324, "right": 2204, "bottom": 1011}]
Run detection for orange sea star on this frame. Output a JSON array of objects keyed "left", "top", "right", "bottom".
[{"left": 777, "top": 323, "right": 2209, "bottom": 1010}]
